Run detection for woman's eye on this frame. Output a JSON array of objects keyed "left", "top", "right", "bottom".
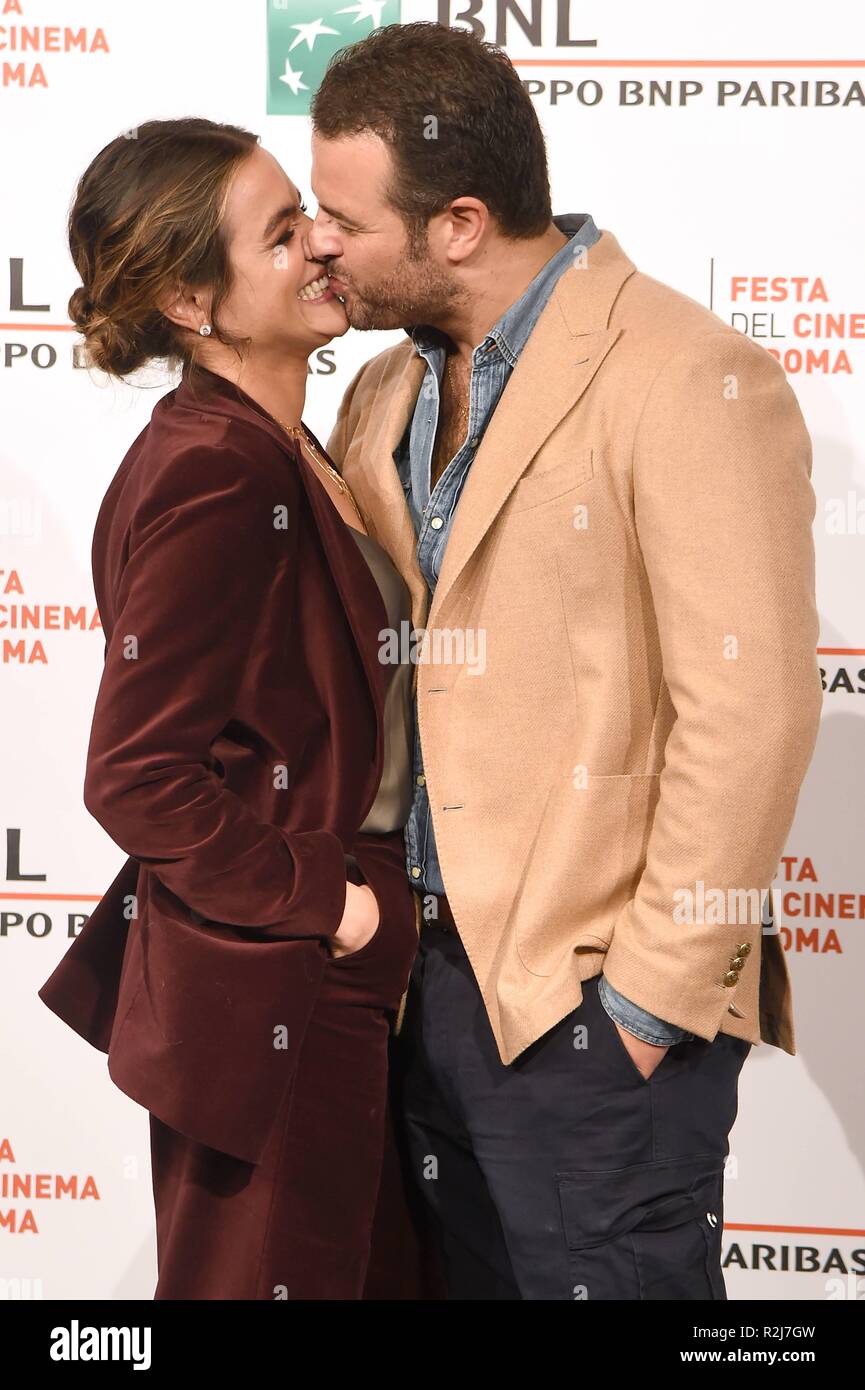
[{"left": 276, "top": 204, "right": 308, "bottom": 246}]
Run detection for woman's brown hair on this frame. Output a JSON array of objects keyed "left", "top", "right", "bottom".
[
  {"left": 67, "top": 117, "right": 259, "bottom": 382},
  {"left": 310, "top": 22, "right": 552, "bottom": 246}
]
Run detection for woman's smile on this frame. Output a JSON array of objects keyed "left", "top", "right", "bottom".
[{"left": 297, "top": 271, "right": 337, "bottom": 304}]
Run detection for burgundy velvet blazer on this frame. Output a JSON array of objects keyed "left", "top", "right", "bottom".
[{"left": 39, "top": 363, "right": 415, "bottom": 1164}]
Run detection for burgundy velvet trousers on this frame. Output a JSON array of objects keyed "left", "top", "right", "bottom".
[{"left": 148, "top": 856, "right": 442, "bottom": 1300}]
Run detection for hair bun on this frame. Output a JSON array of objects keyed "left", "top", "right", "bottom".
[
  {"left": 68, "top": 288, "right": 152, "bottom": 377},
  {"left": 69, "top": 285, "right": 98, "bottom": 328}
]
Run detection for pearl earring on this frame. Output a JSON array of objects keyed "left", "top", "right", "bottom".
[{"left": 198, "top": 324, "right": 212, "bottom": 337}]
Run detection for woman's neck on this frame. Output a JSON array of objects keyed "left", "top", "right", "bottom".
[{"left": 196, "top": 349, "right": 308, "bottom": 429}]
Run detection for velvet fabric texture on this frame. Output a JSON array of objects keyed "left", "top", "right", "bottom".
[
  {"left": 149, "top": 852, "right": 424, "bottom": 1300},
  {"left": 39, "top": 363, "right": 439, "bottom": 1297}
]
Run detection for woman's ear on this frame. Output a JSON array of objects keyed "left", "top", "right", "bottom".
[{"left": 157, "top": 284, "right": 210, "bottom": 334}]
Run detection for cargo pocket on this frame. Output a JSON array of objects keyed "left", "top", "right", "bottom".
[{"left": 555, "top": 1153, "right": 727, "bottom": 1300}]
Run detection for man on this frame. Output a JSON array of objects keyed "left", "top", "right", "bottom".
[{"left": 308, "top": 22, "right": 822, "bottom": 1299}]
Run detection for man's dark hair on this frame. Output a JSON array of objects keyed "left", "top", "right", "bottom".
[{"left": 310, "top": 22, "right": 552, "bottom": 244}]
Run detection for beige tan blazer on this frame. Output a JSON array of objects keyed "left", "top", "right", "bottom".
[{"left": 326, "top": 227, "right": 822, "bottom": 1063}]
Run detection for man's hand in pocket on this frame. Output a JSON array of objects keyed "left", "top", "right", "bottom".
[{"left": 613, "top": 1020, "right": 670, "bottom": 1080}]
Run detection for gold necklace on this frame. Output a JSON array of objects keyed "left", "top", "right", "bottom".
[{"left": 277, "top": 417, "right": 366, "bottom": 530}]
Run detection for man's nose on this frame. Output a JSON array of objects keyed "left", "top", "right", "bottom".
[{"left": 305, "top": 213, "right": 339, "bottom": 262}]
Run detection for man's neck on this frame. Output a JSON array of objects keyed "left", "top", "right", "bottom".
[{"left": 426, "top": 221, "right": 570, "bottom": 365}]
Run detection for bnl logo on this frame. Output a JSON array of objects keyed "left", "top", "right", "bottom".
[
  {"left": 266, "top": 0, "right": 400, "bottom": 116},
  {"left": 266, "top": 1, "right": 598, "bottom": 114}
]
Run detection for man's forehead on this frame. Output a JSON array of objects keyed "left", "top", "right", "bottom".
[
  {"left": 311, "top": 133, "right": 393, "bottom": 218},
  {"left": 312, "top": 129, "right": 389, "bottom": 182}
]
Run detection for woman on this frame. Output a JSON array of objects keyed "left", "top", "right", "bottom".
[{"left": 38, "top": 117, "right": 424, "bottom": 1299}]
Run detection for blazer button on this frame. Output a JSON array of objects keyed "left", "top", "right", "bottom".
[
  {"left": 723, "top": 970, "right": 740, "bottom": 987},
  {"left": 736, "top": 942, "right": 752, "bottom": 956},
  {"left": 730, "top": 955, "right": 747, "bottom": 971}
]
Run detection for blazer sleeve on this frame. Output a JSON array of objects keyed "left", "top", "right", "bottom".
[
  {"left": 600, "top": 331, "right": 822, "bottom": 1039},
  {"left": 82, "top": 432, "right": 348, "bottom": 938}
]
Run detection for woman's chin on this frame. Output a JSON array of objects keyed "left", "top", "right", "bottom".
[
  {"left": 297, "top": 295, "right": 350, "bottom": 339},
  {"left": 328, "top": 307, "right": 351, "bottom": 338}
]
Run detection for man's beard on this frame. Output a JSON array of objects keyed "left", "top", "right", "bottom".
[{"left": 334, "top": 226, "right": 465, "bottom": 333}]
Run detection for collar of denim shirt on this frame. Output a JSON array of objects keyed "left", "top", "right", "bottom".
[{"left": 403, "top": 212, "right": 600, "bottom": 369}]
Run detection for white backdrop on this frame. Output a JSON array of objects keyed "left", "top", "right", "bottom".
[{"left": 1, "top": 0, "right": 863, "bottom": 1300}]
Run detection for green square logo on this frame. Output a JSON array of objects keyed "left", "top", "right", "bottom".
[{"left": 267, "top": 0, "right": 402, "bottom": 115}]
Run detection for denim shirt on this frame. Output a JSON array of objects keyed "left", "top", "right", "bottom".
[{"left": 394, "top": 212, "right": 692, "bottom": 1048}]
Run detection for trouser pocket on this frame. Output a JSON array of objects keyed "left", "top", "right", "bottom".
[{"left": 555, "top": 1153, "right": 727, "bottom": 1300}]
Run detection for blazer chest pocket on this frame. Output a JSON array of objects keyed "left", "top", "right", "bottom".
[{"left": 509, "top": 447, "right": 594, "bottom": 514}]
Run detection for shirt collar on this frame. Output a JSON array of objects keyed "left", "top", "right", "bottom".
[{"left": 405, "top": 213, "right": 598, "bottom": 364}]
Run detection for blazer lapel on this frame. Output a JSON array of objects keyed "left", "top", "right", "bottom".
[
  {"left": 430, "top": 229, "right": 636, "bottom": 619},
  {"left": 172, "top": 365, "right": 390, "bottom": 733},
  {"left": 295, "top": 419, "right": 392, "bottom": 723},
  {"left": 341, "top": 351, "right": 431, "bottom": 639}
]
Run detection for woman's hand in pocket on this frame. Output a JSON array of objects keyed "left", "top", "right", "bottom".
[{"left": 328, "top": 881, "right": 380, "bottom": 958}]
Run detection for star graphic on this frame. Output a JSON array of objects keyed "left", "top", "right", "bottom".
[
  {"left": 289, "top": 18, "right": 340, "bottom": 52},
  {"left": 278, "top": 58, "right": 309, "bottom": 94},
  {"left": 336, "top": 0, "right": 387, "bottom": 27}
]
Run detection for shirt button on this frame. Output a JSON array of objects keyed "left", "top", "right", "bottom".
[
  {"left": 470, "top": 436, "right": 480, "bottom": 448},
  {"left": 410, "top": 866, "right": 422, "bottom": 879},
  {"left": 416, "top": 774, "right": 426, "bottom": 786},
  {"left": 430, "top": 516, "right": 444, "bottom": 530}
]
